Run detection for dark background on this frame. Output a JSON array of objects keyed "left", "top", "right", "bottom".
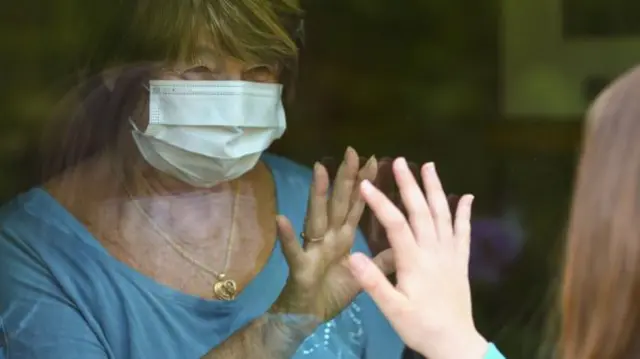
[
  {"left": 0, "top": 0, "right": 632, "bottom": 356},
  {"left": 563, "top": 0, "right": 640, "bottom": 37}
]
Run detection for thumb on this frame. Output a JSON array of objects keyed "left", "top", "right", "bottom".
[
  {"left": 348, "top": 252, "right": 406, "bottom": 317},
  {"left": 371, "top": 248, "right": 395, "bottom": 276},
  {"left": 276, "top": 215, "right": 304, "bottom": 270}
]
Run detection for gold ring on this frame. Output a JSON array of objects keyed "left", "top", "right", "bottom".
[{"left": 300, "top": 231, "right": 323, "bottom": 242}]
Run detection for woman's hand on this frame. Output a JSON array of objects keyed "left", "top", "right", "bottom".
[
  {"left": 271, "top": 147, "right": 395, "bottom": 323},
  {"left": 348, "top": 158, "right": 489, "bottom": 359}
]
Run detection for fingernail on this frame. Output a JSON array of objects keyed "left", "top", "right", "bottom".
[
  {"left": 313, "top": 162, "right": 322, "bottom": 172},
  {"left": 426, "top": 162, "right": 435, "bottom": 172},
  {"left": 365, "top": 155, "right": 376, "bottom": 167},
  {"left": 360, "top": 180, "right": 374, "bottom": 193},
  {"left": 345, "top": 146, "right": 355, "bottom": 159},
  {"left": 396, "top": 157, "right": 408, "bottom": 169}
]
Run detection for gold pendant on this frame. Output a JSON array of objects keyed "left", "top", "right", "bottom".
[{"left": 213, "top": 277, "right": 237, "bottom": 301}]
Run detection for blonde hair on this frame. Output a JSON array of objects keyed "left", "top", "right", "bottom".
[{"left": 128, "top": 0, "right": 302, "bottom": 67}]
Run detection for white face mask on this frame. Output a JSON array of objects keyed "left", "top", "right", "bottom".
[{"left": 131, "top": 80, "right": 286, "bottom": 187}]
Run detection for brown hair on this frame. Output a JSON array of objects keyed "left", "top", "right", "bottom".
[
  {"left": 559, "top": 65, "right": 640, "bottom": 359},
  {"left": 81, "top": 0, "right": 303, "bottom": 70}
]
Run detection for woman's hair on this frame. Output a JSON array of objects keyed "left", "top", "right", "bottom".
[
  {"left": 132, "top": 0, "right": 302, "bottom": 65},
  {"left": 559, "top": 65, "right": 640, "bottom": 359},
  {"left": 40, "top": 0, "right": 303, "bottom": 182},
  {"left": 80, "top": 0, "right": 303, "bottom": 70}
]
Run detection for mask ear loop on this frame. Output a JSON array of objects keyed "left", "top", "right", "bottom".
[
  {"left": 280, "top": 16, "right": 304, "bottom": 105},
  {"left": 129, "top": 117, "right": 143, "bottom": 132},
  {"left": 131, "top": 82, "right": 151, "bottom": 133}
]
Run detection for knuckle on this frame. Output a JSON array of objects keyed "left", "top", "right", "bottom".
[
  {"left": 434, "top": 203, "right": 452, "bottom": 220},
  {"left": 457, "top": 222, "right": 470, "bottom": 232},
  {"left": 386, "top": 214, "right": 407, "bottom": 232},
  {"left": 364, "top": 276, "right": 379, "bottom": 292},
  {"left": 332, "top": 228, "right": 354, "bottom": 253},
  {"left": 340, "top": 225, "right": 356, "bottom": 238}
]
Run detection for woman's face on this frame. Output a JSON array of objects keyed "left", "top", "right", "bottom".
[
  {"left": 160, "top": 41, "right": 281, "bottom": 83},
  {"left": 120, "top": 40, "right": 284, "bottom": 185},
  {"left": 129, "top": 40, "right": 282, "bottom": 129}
]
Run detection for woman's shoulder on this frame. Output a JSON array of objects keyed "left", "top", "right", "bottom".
[
  {"left": 0, "top": 188, "right": 88, "bottom": 247},
  {"left": 261, "top": 153, "right": 313, "bottom": 183},
  {"left": 0, "top": 190, "right": 105, "bottom": 354},
  {"left": 0, "top": 187, "right": 105, "bottom": 293},
  {"left": 0, "top": 188, "right": 63, "bottom": 242},
  {"left": 261, "top": 153, "right": 314, "bottom": 214}
]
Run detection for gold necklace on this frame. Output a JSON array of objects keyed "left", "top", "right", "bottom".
[{"left": 124, "top": 183, "right": 241, "bottom": 301}]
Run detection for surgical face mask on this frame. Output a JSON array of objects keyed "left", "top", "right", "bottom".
[{"left": 131, "top": 80, "right": 286, "bottom": 187}]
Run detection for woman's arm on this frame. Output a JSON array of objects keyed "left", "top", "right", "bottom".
[{"left": 200, "top": 313, "right": 319, "bottom": 358}]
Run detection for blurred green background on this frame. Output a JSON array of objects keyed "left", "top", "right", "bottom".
[{"left": 2, "top": 0, "right": 639, "bottom": 357}]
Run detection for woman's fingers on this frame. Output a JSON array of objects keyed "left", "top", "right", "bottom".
[
  {"left": 326, "top": 156, "right": 379, "bottom": 257},
  {"left": 371, "top": 248, "right": 396, "bottom": 276},
  {"left": 349, "top": 252, "right": 406, "bottom": 320},
  {"left": 277, "top": 215, "right": 304, "bottom": 269},
  {"left": 346, "top": 156, "right": 378, "bottom": 228},
  {"left": 303, "top": 162, "right": 329, "bottom": 246},
  {"left": 360, "top": 180, "right": 417, "bottom": 262},
  {"left": 421, "top": 163, "right": 454, "bottom": 242},
  {"left": 393, "top": 158, "right": 434, "bottom": 247},
  {"left": 329, "top": 147, "right": 360, "bottom": 229},
  {"left": 360, "top": 158, "right": 395, "bottom": 253}
]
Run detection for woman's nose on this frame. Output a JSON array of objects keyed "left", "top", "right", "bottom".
[{"left": 215, "top": 60, "right": 246, "bottom": 80}]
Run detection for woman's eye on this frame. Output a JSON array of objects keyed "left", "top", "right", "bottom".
[
  {"left": 181, "top": 66, "right": 216, "bottom": 80},
  {"left": 184, "top": 66, "right": 212, "bottom": 74},
  {"left": 244, "top": 66, "right": 277, "bottom": 82}
]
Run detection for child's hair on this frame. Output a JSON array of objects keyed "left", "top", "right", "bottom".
[{"left": 559, "top": 64, "right": 640, "bottom": 359}]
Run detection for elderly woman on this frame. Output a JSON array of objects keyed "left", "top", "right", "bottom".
[{"left": 0, "top": 1, "right": 402, "bottom": 358}]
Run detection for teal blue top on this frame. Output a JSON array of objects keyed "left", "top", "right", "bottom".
[
  {"left": 0, "top": 154, "right": 404, "bottom": 359},
  {"left": 485, "top": 343, "right": 506, "bottom": 359}
]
